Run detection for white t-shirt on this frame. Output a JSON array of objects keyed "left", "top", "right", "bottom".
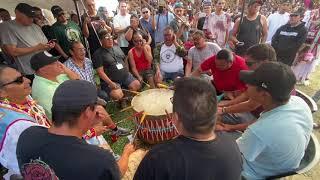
[
  {"left": 160, "top": 44, "right": 184, "bottom": 73},
  {"left": 113, "top": 14, "right": 131, "bottom": 47},
  {"left": 188, "top": 42, "right": 221, "bottom": 69},
  {"left": 266, "top": 12, "right": 290, "bottom": 43}
]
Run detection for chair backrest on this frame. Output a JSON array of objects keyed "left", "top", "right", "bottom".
[
  {"left": 265, "top": 133, "right": 320, "bottom": 179},
  {"left": 296, "top": 132, "right": 320, "bottom": 174},
  {"left": 295, "top": 89, "right": 318, "bottom": 113}
]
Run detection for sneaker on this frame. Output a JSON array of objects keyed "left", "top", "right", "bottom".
[{"left": 111, "top": 126, "right": 131, "bottom": 136}]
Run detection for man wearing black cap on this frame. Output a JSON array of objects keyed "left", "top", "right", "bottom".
[
  {"left": 272, "top": 7, "right": 307, "bottom": 66},
  {"left": 266, "top": 0, "right": 290, "bottom": 43},
  {"left": 17, "top": 80, "right": 135, "bottom": 180},
  {"left": 237, "top": 62, "right": 313, "bottom": 179},
  {"left": 50, "top": 5, "right": 84, "bottom": 61},
  {"left": 0, "top": 3, "right": 54, "bottom": 78},
  {"left": 231, "top": 0, "right": 268, "bottom": 56},
  {"left": 93, "top": 29, "right": 141, "bottom": 101}
]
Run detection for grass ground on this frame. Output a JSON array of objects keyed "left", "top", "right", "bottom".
[{"left": 105, "top": 66, "right": 320, "bottom": 180}]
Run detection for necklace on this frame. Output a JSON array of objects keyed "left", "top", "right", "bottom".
[{"left": 0, "top": 96, "right": 51, "bottom": 127}]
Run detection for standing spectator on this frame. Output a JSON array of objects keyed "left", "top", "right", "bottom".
[
  {"left": 0, "top": 8, "right": 11, "bottom": 22},
  {"left": 113, "top": 0, "right": 131, "bottom": 55},
  {"left": 128, "top": 32, "right": 157, "bottom": 88},
  {"left": 0, "top": 3, "right": 54, "bottom": 80},
  {"left": 154, "top": 3, "right": 174, "bottom": 44},
  {"left": 185, "top": 30, "right": 221, "bottom": 77},
  {"left": 134, "top": 77, "right": 242, "bottom": 180},
  {"left": 83, "top": 0, "right": 112, "bottom": 56},
  {"left": 169, "top": 2, "right": 189, "bottom": 42},
  {"left": 194, "top": 0, "right": 212, "bottom": 31},
  {"left": 203, "top": 0, "right": 231, "bottom": 48},
  {"left": 266, "top": 0, "right": 290, "bottom": 44},
  {"left": 125, "top": 14, "right": 151, "bottom": 50},
  {"left": 70, "top": 11, "right": 80, "bottom": 25},
  {"left": 272, "top": 8, "right": 307, "bottom": 66},
  {"left": 231, "top": 0, "right": 268, "bottom": 56},
  {"left": 140, "top": 7, "right": 156, "bottom": 48},
  {"left": 50, "top": 6, "right": 84, "bottom": 61}
]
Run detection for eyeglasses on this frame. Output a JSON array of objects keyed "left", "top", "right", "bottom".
[
  {"left": 175, "top": 10, "right": 183, "bottom": 13},
  {"left": 1, "top": 75, "right": 25, "bottom": 87},
  {"left": 142, "top": 11, "right": 149, "bottom": 14},
  {"left": 104, "top": 36, "right": 113, "bottom": 40},
  {"left": 134, "top": 39, "right": 143, "bottom": 43}
]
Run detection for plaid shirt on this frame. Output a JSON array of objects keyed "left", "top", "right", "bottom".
[{"left": 64, "top": 57, "right": 95, "bottom": 85}]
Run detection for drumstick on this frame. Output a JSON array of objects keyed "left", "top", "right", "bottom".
[
  {"left": 142, "top": 80, "right": 151, "bottom": 88},
  {"left": 122, "top": 89, "right": 140, "bottom": 95},
  {"left": 119, "top": 106, "right": 133, "bottom": 112},
  {"left": 157, "top": 83, "right": 169, "bottom": 89},
  {"left": 115, "top": 111, "right": 144, "bottom": 125},
  {"left": 132, "top": 111, "right": 147, "bottom": 143}
]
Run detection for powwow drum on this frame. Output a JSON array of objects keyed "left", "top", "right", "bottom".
[{"left": 131, "top": 89, "right": 179, "bottom": 144}]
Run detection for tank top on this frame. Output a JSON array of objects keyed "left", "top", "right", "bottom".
[
  {"left": 132, "top": 48, "right": 151, "bottom": 72},
  {"left": 236, "top": 15, "right": 262, "bottom": 55}
]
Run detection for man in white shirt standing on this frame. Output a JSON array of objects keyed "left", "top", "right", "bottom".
[
  {"left": 266, "top": 0, "right": 290, "bottom": 44},
  {"left": 113, "top": 0, "right": 131, "bottom": 55}
]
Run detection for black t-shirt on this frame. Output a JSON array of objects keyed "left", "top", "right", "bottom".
[
  {"left": 92, "top": 46, "right": 129, "bottom": 83},
  {"left": 134, "top": 133, "right": 242, "bottom": 180},
  {"left": 17, "top": 126, "right": 120, "bottom": 180},
  {"left": 197, "top": 17, "right": 206, "bottom": 30}
]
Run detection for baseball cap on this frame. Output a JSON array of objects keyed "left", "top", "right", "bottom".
[
  {"left": 98, "top": 29, "right": 113, "bottom": 40},
  {"left": 51, "top": 5, "right": 64, "bottom": 18},
  {"left": 174, "top": 2, "right": 184, "bottom": 9},
  {"left": 290, "top": 7, "right": 305, "bottom": 16},
  {"left": 15, "top": 3, "right": 36, "bottom": 18},
  {"left": 202, "top": 0, "right": 212, "bottom": 6},
  {"left": 240, "top": 62, "right": 296, "bottom": 101},
  {"left": 52, "top": 80, "right": 101, "bottom": 111},
  {"left": 30, "top": 51, "right": 60, "bottom": 71},
  {"left": 248, "top": 0, "right": 263, "bottom": 6}
]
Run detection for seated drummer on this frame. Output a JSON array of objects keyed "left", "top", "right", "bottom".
[
  {"left": 237, "top": 62, "right": 313, "bottom": 179},
  {"left": 17, "top": 80, "right": 136, "bottom": 179},
  {"left": 30, "top": 51, "right": 130, "bottom": 139},
  {"left": 215, "top": 44, "right": 277, "bottom": 132},
  {"left": 153, "top": 26, "right": 187, "bottom": 82},
  {"left": 134, "top": 77, "right": 242, "bottom": 180},
  {"left": 192, "top": 49, "right": 248, "bottom": 98},
  {"left": 93, "top": 29, "right": 141, "bottom": 101}
]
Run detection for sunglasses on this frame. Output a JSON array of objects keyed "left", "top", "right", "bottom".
[
  {"left": 134, "top": 39, "right": 143, "bottom": 43},
  {"left": 142, "top": 11, "right": 149, "bottom": 14},
  {"left": 1, "top": 75, "right": 25, "bottom": 87},
  {"left": 104, "top": 36, "right": 113, "bottom": 40}
]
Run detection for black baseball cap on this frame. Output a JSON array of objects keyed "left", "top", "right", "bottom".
[
  {"left": 248, "top": 0, "right": 263, "bottom": 6},
  {"left": 30, "top": 51, "right": 60, "bottom": 71},
  {"left": 51, "top": 5, "right": 64, "bottom": 18},
  {"left": 52, "top": 80, "right": 101, "bottom": 111},
  {"left": 240, "top": 62, "right": 296, "bottom": 101},
  {"left": 15, "top": 3, "right": 36, "bottom": 18}
]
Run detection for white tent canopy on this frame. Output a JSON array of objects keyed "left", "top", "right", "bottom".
[{"left": 1, "top": 0, "right": 119, "bottom": 17}]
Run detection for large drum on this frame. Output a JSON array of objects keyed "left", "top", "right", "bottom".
[{"left": 131, "top": 89, "right": 179, "bottom": 144}]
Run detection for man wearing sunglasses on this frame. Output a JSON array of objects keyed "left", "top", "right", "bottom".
[
  {"left": 272, "top": 8, "right": 308, "bottom": 66},
  {"left": 50, "top": 5, "right": 84, "bottom": 62},
  {"left": 0, "top": 65, "right": 51, "bottom": 178},
  {"left": 140, "top": 7, "right": 156, "bottom": 48}
]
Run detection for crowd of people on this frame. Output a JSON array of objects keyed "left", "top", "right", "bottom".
[{"left": 0, "top": 0, "right": 319, "bottom": 179}]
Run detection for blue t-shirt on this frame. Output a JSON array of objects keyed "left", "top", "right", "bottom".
[
  {"left": 154, "top": 12, "right": 174, "bottom": 44},
  {"left": 237, "top": 96, "right": 313, "bottom": 179}
]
